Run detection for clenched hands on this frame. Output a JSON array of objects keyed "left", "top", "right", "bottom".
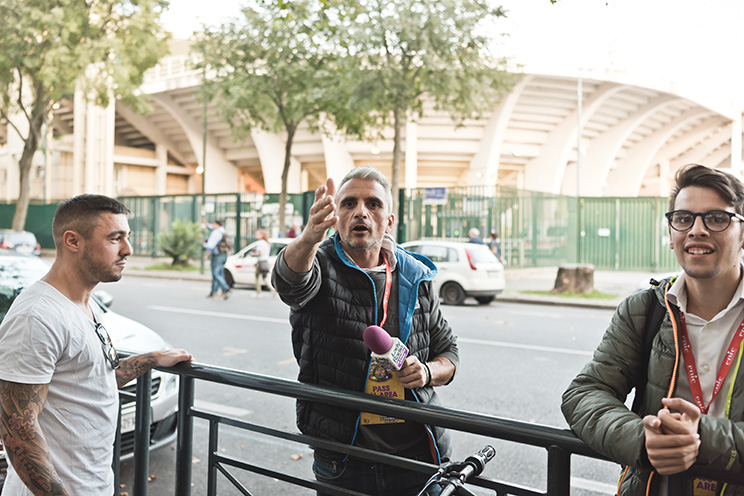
[{"left": 642, "top": 397, "right": 701, "bottom": 475}]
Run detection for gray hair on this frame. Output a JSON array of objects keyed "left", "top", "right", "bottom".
[{"left": 338, "top": 166, "right": 394, "bottom": 212}]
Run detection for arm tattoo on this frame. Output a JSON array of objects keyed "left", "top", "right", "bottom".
[
  {"left": 115, "top": 353, "right": 156, "bottom": 387},
  {"left": 0, "top": 381, "right": 70, "bottom": 495}
]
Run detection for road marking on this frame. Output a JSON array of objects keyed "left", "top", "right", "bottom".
[
  {"left": 458, "top": 337, "right": 593, "bottom": 357},
  {"left": 570, "top": 476, "right": 616, "bottom": 494},
  {"left": 149, "top": 305, "right": 287, "bottom": 324},
  {"left": 223, "top": 347, "right": 249, "bottom": 356},
  {"left": 193, "top": 400, "right": 252, "bottom": 417},
  {"left": 277, "top": 358, "right": 296, "bottom": 365}
]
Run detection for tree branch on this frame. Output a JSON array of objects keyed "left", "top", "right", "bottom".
[
  {"left": 15, "top": 67, "right": 32, "bottom": 127},
  {"left": 0, "top": 108, "right": 26, "bottom": 145}
]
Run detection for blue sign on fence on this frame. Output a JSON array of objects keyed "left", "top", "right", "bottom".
[{"left": 423, "top": 187, "right": 447, "bottom": 205}]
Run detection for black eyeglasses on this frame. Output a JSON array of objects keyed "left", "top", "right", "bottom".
[
  {"left": 665, "top": 210, "right": 744, "bottom": 232},
  {"left": 94, "top": 322, "right": 120, "bottom": 370}
]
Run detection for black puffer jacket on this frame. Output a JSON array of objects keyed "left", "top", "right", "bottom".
[{"left": 273, "top": 235, "right": 459, "bottom": 462}]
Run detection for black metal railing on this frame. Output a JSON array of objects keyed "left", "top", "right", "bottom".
[{"left": 117, "top": 361, "right": 744, "bottom": 496}]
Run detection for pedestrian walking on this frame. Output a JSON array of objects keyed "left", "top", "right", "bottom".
[
  {"left": 203, "top": 219, "right": 232, "bottom": 299},
  {"left": 249, "top": 229, "right": 271, "bottom": 298}
]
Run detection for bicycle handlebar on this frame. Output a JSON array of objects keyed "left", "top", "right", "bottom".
[{"left": 438, "top": 445, "right": 496, "bottom": 496}]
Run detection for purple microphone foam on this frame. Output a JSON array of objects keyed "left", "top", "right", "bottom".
[{"left": 363, "top": 325, "right": 392, "bottom": 354}]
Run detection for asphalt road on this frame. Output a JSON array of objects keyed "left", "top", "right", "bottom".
[{"left": 105, "top": 275, "right": 623, "bottom": 495}]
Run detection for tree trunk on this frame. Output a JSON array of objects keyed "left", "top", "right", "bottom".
[
  {"left": 12, "top": 90, "right": 47, "bottom": 231},
  {"left": 278, "top": 124, "right": 297, "bottom": 238},
  {"left": 391, "top": 106, "right": 403, "bottom": 223},
  {"left": 552, "top": 264, "right": 595, "bottom": 294}
]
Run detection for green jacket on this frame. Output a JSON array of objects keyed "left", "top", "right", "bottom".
[{"left": 561, "top": 278, "right": 744, "bottom": 496}]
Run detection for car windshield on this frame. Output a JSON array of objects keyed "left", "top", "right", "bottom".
[{"left": 0, "top": 255, "right": 50, "bottom": 320}]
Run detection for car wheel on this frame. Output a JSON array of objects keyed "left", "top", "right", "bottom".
[
  {"left": 224, "top": 269, "right": 234, "bottom": 288},
  {"left": 475, "top": 296, "right": 494, "bottom": 305},
  {"left": 441, "top": 282, "right": 466, "bottom": 305}
]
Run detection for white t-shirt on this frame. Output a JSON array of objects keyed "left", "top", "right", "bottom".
[
  {"left": 0, "top": 281, "right": 119, "bottom": 495},
  {"left": 253, "top": 239, "right": 270, "bottom": 261}
]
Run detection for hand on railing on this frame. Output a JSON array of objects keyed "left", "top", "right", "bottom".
[{"left": 417, "top": 445, "right": 495, "bottom": 496}]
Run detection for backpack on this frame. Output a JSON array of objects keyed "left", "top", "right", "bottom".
[
  {"left": 630, "top": 278, "right": 668, "bottom": 414},
  {"left": 218, "top": 233, "right": 233, "bottom": 253}
]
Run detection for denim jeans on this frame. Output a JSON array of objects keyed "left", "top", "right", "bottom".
[
  {"left": 313, "top": 451, "right": 442, "bottom": 496},
  {"left": 209, "top": 251, "right": 229, "bottom": 294}
]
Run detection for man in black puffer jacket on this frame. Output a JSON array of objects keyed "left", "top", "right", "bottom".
[{"left": 272, "top": 166, "right": 459, "bottom": 496}]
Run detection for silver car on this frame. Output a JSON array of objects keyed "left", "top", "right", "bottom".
[{"left": 0, "top": 252, "right": 179, "bottom": 489}]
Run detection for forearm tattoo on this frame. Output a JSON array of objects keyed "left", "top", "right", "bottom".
[
  {"left": 115, "top": 353, "right": 156, "bottom": 387},
  {"left": 0, "top": 381, "right": 69, "bottom": 495}
]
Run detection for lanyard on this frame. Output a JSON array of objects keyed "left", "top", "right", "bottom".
[
  {"left": 679, "top": 311, "right": 744, "bottom": 414},
  {"left": 379, "top": 254, "right": 392, "bottom": 327}
]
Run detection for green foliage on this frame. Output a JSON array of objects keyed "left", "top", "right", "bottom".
[
  {"left": 323, "top": 0, "right": 518, "bottom": 202},
  {"left": 0, "top": 0, "right": 170, "bottom": 230},
  {"left": 159, "top": 220, "right": 203, "bottom": 267},
  {"left": 194, "top": 0, "right": 344, "bottom": 235}
]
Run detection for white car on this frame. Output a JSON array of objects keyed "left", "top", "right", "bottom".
[
  {"left": 224, "top": 238, "right": 290, "bottom": 288},
  {"left": 0, "top": 252, "right": 179, "bottom": 489},
  {"left": 401, "top": 240, "right": 506, "bottom": 305}
]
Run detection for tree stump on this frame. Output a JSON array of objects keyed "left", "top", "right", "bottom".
[{"left": 552, "top": 264, "right": 595, "bottom": 294}]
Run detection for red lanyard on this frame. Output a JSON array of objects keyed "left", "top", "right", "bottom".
[
  {"left": 679, "top": 311, "right": 744, "bottom": 414},
  {"left": 379, "top": 254, "right": 392, "bottom": 327}
]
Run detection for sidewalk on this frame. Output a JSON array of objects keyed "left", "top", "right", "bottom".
[{"left": 120, "top": 255, "right": 656, "bottom": 310}]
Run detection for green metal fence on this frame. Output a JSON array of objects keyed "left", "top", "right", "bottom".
[{"left": 0, "top": 188, "right": 680, "bottom": 272}]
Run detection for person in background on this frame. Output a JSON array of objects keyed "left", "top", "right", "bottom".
[
  {"left": 203, "top": 219, "right": 231, "bottom": 299},
  {"left": 0, "top": 194, "right": 192, "bottom": 496},
  {"left": 272, "top": 165, "right": 458, "bottom": 496},
  {"left": 249, "top": 229, "right": 271, "bottom": 298},
  {"left": 288, "top": 224, "right": 299, "bottom": 238},
  {"left": 562, "top": 163, "right": 744, "bottom": 495},
  {"left": 468, "top": 227, "right": 483, "bottom": 244},
  {"left": 487, "top": 232, "right": 503, "bottom": 263}
]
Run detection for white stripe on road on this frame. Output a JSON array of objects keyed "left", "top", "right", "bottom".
[
  {"left": 149, "top": 305, "right": 287, "bottom": 324},
  {"left": 193, "top": 399, "right": 252, "bottom": 417},
  {"left": 570, "top": 476, "right": 616, "bottom": 494},
  {"left": 457, "top": 337, "right": 593, "bottom": 357}
]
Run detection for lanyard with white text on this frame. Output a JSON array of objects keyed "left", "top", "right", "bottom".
[
  {"left": 679, "top": 311, "right": 744, "bottom": 414},
  {"left": 379, "top": 254, "right": 392, "bottom": 327}
]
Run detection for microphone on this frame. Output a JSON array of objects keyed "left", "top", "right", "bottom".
[{"left": 363, "top": 325, "right": 409, "bottom": 371}]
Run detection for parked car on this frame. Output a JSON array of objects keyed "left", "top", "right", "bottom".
[
  {"left": 401, "top": 240, "right": 506, "bottom": 305},
  {"left": 224, "top": 238, "right": 290, "bottom": 288},
  {"left": 0, "top": 229, "right": 41, "bottom": 256},
  {"left": 0, "top": 252, "right": 179, "bottom": 490}
]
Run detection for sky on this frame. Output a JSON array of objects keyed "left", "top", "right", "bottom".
[{"left": 160, "top": 0, "right": 744, "bottom": 104}]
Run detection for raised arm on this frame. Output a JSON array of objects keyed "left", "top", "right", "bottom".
[
  {"left": 0, "top": 380, "right": 70, "bottom": 496},
  {"left": 283, "top": 178, "right": 337, "bottom": 273},
  {"left": 115, "top": 349, "right": 193, "bottom": 387}
]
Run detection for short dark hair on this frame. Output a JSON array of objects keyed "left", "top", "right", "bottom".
[
  {"left": 669, "top": 164, "right": 744, "bottom": 215},
  {"left": 52, "top": 194, "right": 130, "bottom": 243},
  {"left": 214, "top": 220, "right": 223, "bottom": 227}
]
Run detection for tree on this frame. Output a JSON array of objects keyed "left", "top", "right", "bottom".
[
  {"left": 328, "top": 0, "right": 516, "bottom": 208},
  {"left": 0, "top": 0, "right": 170, "bottom": 230},
  {"left": 194, "top": 0, "right": 342, "bottom": 236},
  {"left": 159, "top": 219, "right": 203, "bottom": 266}
]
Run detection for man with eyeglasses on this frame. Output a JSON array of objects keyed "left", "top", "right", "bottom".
[
  {"left": 563, "top": 163, "right": 744, "bottom": 495},
  {"left": 0, "top": 194, "right": 193, "bottom": 496}
]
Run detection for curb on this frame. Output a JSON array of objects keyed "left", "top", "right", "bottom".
[{"left": 123, "top": 269, "right": 619, "bottom": 310}]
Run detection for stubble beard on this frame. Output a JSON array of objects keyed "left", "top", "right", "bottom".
[{"left": 82, "top": 246, "right": 123, "bottom": 283}]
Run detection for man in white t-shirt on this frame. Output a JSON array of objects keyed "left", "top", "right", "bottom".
[{"left": 0, "top": 194, "right": 193, "bottom": 496}]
